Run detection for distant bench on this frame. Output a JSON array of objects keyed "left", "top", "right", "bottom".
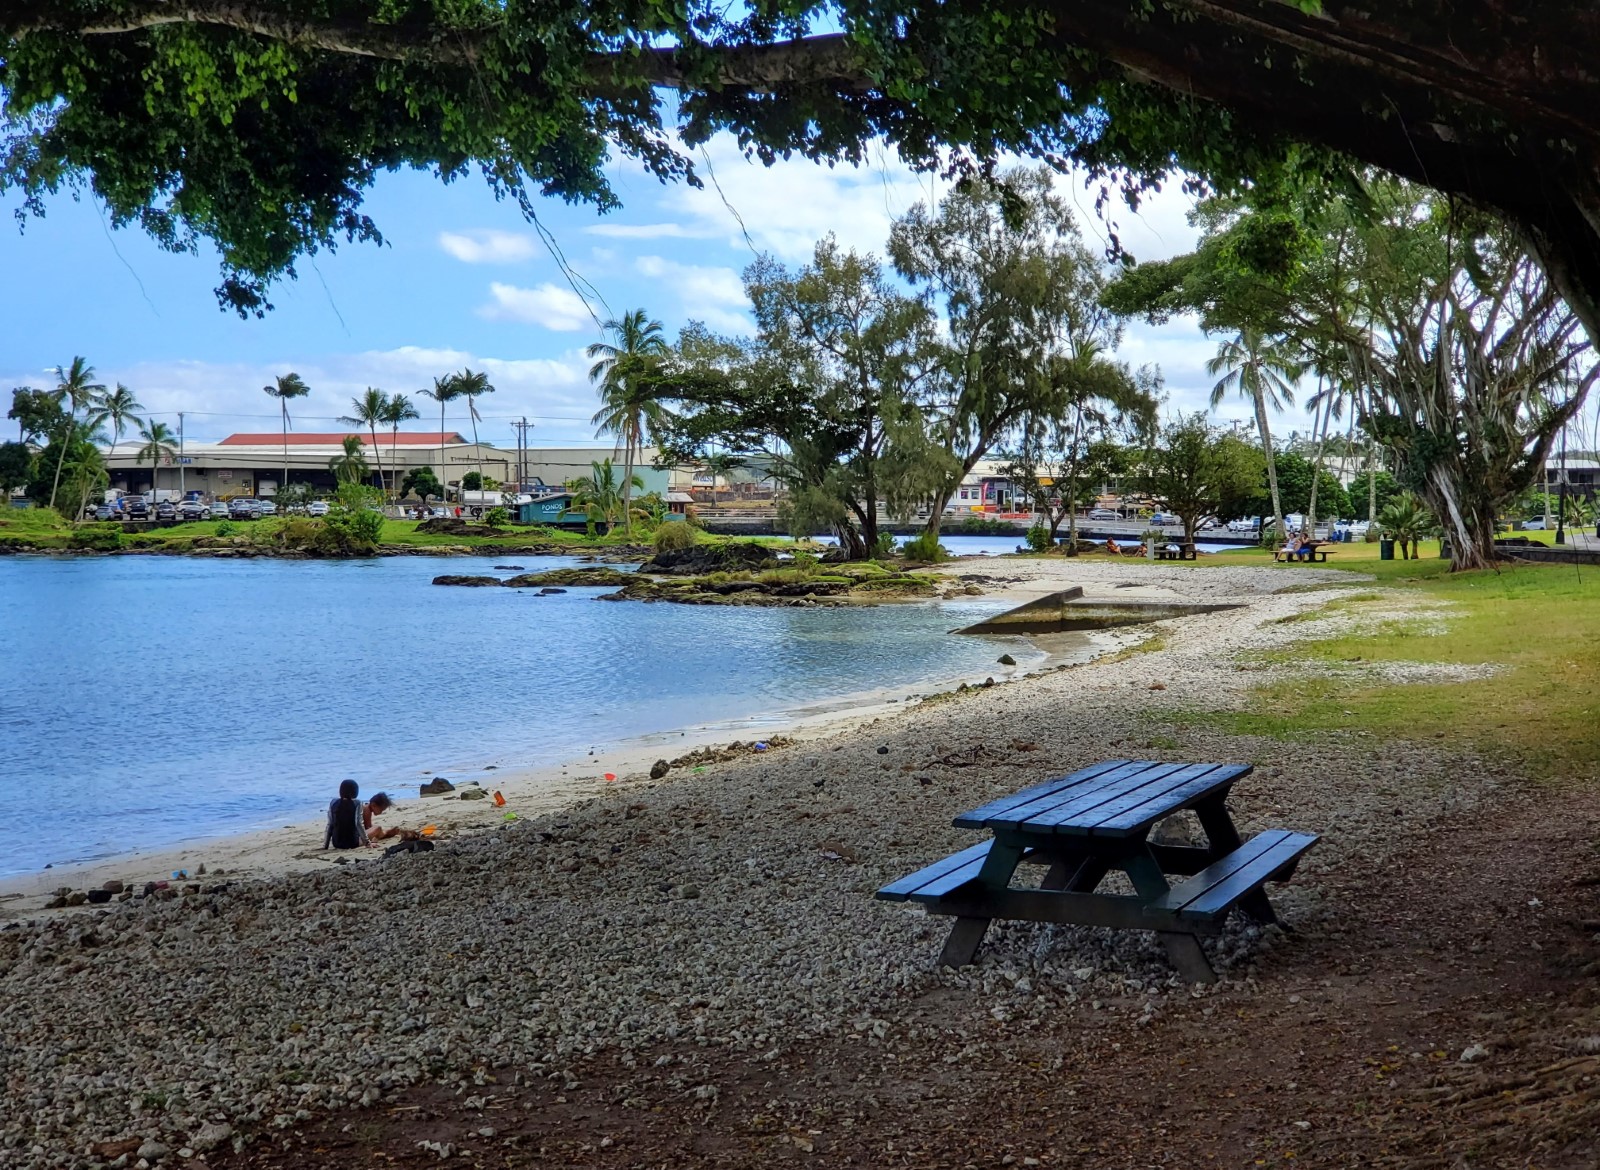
[
  {"left": 1157, "top": 544, "right": 1198, "bottom": 561},
  {"left": 876, "top": 760, "right": 1319, "bottom": 983}
]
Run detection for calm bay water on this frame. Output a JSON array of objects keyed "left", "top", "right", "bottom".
[{"left": 0, "top": 555, "right": 1028, "bottom": 875}]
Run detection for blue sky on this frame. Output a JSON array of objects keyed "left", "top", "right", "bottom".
[{"left": 0, "top": 136, "right": 1295, "bottom": 448}]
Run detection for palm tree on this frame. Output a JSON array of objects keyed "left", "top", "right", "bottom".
[
  {"left": 1377, "top": 492, "right": 1432, "bottom": 559},
  {"left": 564, "top": 458, "right": 643, "bottom": 535},
  {"left": 421, "top": 375, "right": 462, "bottom": 500},
  {"left": 97, "top": 384, "right": 144, "bottom": 467},
  {"left": 379, "top": 392, "right": 420, "bottom": 500},
  {"left": 450, "top": 368, "right": 495, "bottom": 486},
  {"left": 328, "top": 435, "right": 369, "bottom": 485},
  {"left": 1206, "top": 327, "right": 1301, "bottom": 542},
  {"left": 48, "top": 357, "right": 107, "bottom": 510},
  {"left": 135, "top": 421, "right": 178, "bottom": 496},
  {"left": 587, "top": 310, "right": 672, "bottom": 537},
  {"left": 338, "top": 388, "right": 389, "bottom": 496},
  {"left": 262, "top": 373, "right": 311, "bottom": 497}
]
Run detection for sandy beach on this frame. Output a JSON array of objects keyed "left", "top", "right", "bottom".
[{"left": 12, "top": 552, "right": 1549, "bottom": 1169}]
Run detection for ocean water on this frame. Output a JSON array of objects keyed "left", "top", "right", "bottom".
[{"left": 0, "top": 555, "right": 1032, "bottom": 874}]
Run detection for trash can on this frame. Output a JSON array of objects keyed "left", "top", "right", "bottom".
[
  {"left": 1379, "top": 538, "right": 1395, "bottom": 560},
  {"left": 1439, "top": 537, "right": 1451, "bottom": 559}
]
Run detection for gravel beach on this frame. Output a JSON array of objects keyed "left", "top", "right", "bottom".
[{"left": 0, "top": 557, "right": 1509, "bottom": 1168}]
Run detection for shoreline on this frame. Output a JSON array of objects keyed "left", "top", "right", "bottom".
[{"left": 0, "top": 612, "right": 1124, "bottom": 915}]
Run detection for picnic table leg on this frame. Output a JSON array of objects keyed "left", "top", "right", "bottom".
[
  {"left": 938, "top": 842, "right": 1024, "bottom": 967},
  {"left": 1122, "top": 850, "right": 1216, "bottom": 984},
  {"left": 1040, "top": 847, "right": 1106, "bottom": 893},
  {"left": 1193, "top": 796, "right": 1280, "bottom": 927}
]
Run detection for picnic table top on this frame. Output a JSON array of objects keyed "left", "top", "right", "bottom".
[{"left": 952, "top": 759, "right": 1252, "bottom": 839}]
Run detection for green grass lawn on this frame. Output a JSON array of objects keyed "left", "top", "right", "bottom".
[{"left": 1177, "top": 559, "right": 1600, "bottom": 781}]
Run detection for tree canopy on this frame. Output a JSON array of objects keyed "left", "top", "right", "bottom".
[{"left": 9, "top": 3, "right": 1600, "bottom": 326}]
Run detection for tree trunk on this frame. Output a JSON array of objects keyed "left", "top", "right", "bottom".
[
  {"left": 1253, "top": 387, "right": 1285, "bottom": 542},
  {"left": 1418, "top": 462, "right": 1500, "bottom": 571},
  {"left": 369, "top": 423, "right": 383, "bottom": 499},
  {"left": 1367, "top": 440, "right": 1378, "bottom": 521},
  {"left": 622, "top": 420, "right": 635, "bottom": 538},
  {"left": 1307, "top": 381, "right": 1332, "bottom": 529}
]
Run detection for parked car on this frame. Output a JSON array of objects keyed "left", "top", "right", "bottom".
[
  {"left": 228, "top": 498, "right": 261, "bottom": 520},
  {"left": 93, "top": 503, "right": 119, "bottom": 521},
  {"left": 1226, "top": 516, "right": 1261, "bottom": 533},
  {"left": 154, "top": 500, "right": 179, "bottom": 521},
  {"left": 178, "top": 500, "right": 208, "bottom": 522},
  {"left": 256, "top": 499, "right": 278, "bottom": 517},
  {"left": 1523, "top": 517, "right": 1548, "bottom": 530},
  {"left": 1148, "top": 511, "right": 1178, "bottom": 526},
  {"left": 123, "top": 495, "right": 150, "bottom": 519},
  {"left": 1086, "top": 508, "right": 1121, "bottom": 521},
  {"left": 307, "top": 500, "right": 330, "bottom": 517},
  {"left": 209, "top": 500, "right": 230, "bottom": 519}
]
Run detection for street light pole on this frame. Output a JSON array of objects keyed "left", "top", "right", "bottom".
[{"left": 178, "top": 412, "right": 186, "bottom": 497}]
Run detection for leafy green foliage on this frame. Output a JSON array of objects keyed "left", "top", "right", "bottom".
[
  {"left": 460, "top": 471, "right": 483, "bottom": 492},
  {"left": 1024, "top": 524, "right": 1053, "bottom": 552},
  {"left": 483, "top": 506, "right": 509, "bottom": 528},
  {"left": 0, "top": 441, "right": 33, "bottom": 495},
  {"left": 1143, "top": 414, "right": 1263, "bottom": 542},
  {"left": 652, "top": 521, "right": 697, "bottom": 552},
  {"left": 401, "top": 466, "right": 442, "bottom": 503},
  {"left": 900, "top": 531, "right": 949, "bottom": 561}
]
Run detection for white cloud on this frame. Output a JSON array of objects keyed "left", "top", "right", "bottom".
[
  {"left": 585, "top": 222, "right": 711, "bottom": 240},
  {"left": 437, "top": 230, "right": 539, "bottom": 264},
  {"left": 633, "top": 256, "right": 750, "bottom": 332},
  {"left": 479, "top": 282, "right": 594, "bottom": 331}
]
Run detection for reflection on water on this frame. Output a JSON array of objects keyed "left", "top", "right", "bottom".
[{"left": 0, "top": 555, "right": 1026, "bottom": 873}]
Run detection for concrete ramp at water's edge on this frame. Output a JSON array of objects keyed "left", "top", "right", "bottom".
[{"left": 958, "top": 587, "right": 1242, "bottom": 635}]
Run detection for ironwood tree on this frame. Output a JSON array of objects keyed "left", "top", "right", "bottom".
[{"left": 8, "top": 2, "right": 1600, "bottom": 333}]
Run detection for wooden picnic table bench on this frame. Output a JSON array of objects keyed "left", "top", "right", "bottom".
[
  {"left": 1156, "top": 544, "right": 1198, "bottom": 561},
  {"left": 877, "top": 759, "right": 1317, "bottom": 983},
  {"left": 1273, "top": 543, "right": 1335, "bottom": 563}
]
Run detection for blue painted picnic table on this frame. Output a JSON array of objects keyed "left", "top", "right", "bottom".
[{"left": 877, "top": 759, "right": 1318, "bottom": 982}]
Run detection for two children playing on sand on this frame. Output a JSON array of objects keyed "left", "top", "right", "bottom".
[{"left": 323, "top": 780, "right": 419, "bottom": 850}]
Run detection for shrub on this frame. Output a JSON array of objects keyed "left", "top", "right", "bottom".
[
  {"left": 757, "top": 568, "right": 814, "bottom": 586},
  {"left": 483, "top": 506, "right": 509, "bottom": 529},
  {"left": 1024, "top": 524, "right": 1053, "bottom": 552},
  {"left": 68, "top": 526, "right": 122, "bottom": 551},
  {"left": 872, "top": 531, "right": 898, "bottom": 559},
  {"left": 652, "top": 521, "right": 697, "bottom": 552},
  {"left": 214, "top": 520, "right": 237, "bottom": 537},
  {"left": 955, "top": 515, "right": 1011, "bottom": 535},
  {"left": 901, "top": 531, "right": 950, "bottom": 562}
]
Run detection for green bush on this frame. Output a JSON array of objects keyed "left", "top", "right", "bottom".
[
  {"left": 872, "top": 531, "right": 898, "bottom": 559},
  {"left": 1024, "top": 524, "right": 1053, "bottom": 552},
  {"left": 955, "top": 515, "right": 1012, "bottom": 535},
  {"left": 901, "top": 531, "right": 950, "bottom": 562},
  {"left": 68, "top": 526, "right": 122, "bottom": 551},
  {"left": 214, "top": 520, "right": 237, "bottom": 537},
  {"left": 757, "top": 568, "right": 815, "bottom": 586},
  {"left": 484, "top": 506, "right": 509, "bottom": 528},
  {"left": 652, "top": 521, "right": 697, "bottom": 551}
]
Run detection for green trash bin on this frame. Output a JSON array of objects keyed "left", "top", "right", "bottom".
[{"left": 1379, "top": 538, "right": 1395, "bottom": 560}]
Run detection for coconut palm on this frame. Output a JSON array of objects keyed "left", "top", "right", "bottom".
[
  {"left": 47, "top": 357, "right": 107, "bottom": 510},
  {"left": 328, "top": 435, "right": 369, "bottom": 485},
  {"left": 135, "top": 420, "right": 178, "bottom": 496},
  {"left": 379, "top": 392, "right": 420, "bottom": 500},
  {"left": 449, "top": 368, "right": 495, "bottom": 487},
  {"left": 564, "top": 458, "right": 643, "bottom": 536},
  {"left": 338, "top": 388, "right": 389, "bottom": 495},
  {"left": 587, "top": 310, "right": 672, "bottom": 536},
  {"left": 421, "top": 375, "right": 463, "bottom": 500},
  {"left": 1206, "top": 327, "right": 1301, "bottom": 542},
  {"left": 96, "top": 383, "right": 144, "bottom": 465},
  {"left": 262, "top": 373, "right": 311, "bottom": 495}
]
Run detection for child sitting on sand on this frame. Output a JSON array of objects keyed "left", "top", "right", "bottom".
[
  {"left": 363, "top": 792, "right": 419, "bottom": 841},
  {"left": 324, "top": 779, "right": 369, "bottom": 850}
]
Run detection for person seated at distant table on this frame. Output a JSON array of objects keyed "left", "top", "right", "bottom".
[{"left": 1297, "top": 531, "right": 1316, "bottom": 561}]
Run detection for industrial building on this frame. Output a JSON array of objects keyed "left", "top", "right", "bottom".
[{"left": 100, "top": 432, "right": 677, "bottom": 500}]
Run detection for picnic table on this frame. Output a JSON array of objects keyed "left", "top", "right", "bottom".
[
  {"left": 1156, "top": 543, "right": 1198, "bottom": 561},
  {"left": 877, "top": 760, "right": 1317, "bottom": 982},
  {"left": 1273, "top": 541, "right": 1334, "bottom": 563}
]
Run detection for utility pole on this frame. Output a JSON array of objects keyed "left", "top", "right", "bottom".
[
  {"left": 178, "top": 412, "right": 185, "bottom": 497},
  {"left": 510, "top": 417, "right": 534, "bottom": 489}
]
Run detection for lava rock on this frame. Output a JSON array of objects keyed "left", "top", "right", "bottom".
[
  {"left": 420, "top": 778, "right": 456, "bottom": 796},
  {"left": 431, "top": 575, "right": 503, "bottom": 587},
  {"left": 650, "top": 759, "right": 671, "bottom": 780}
]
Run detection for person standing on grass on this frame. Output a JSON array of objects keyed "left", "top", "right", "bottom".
[{"left": 324, "top": 779, "right": 369, "bottom": 850}]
